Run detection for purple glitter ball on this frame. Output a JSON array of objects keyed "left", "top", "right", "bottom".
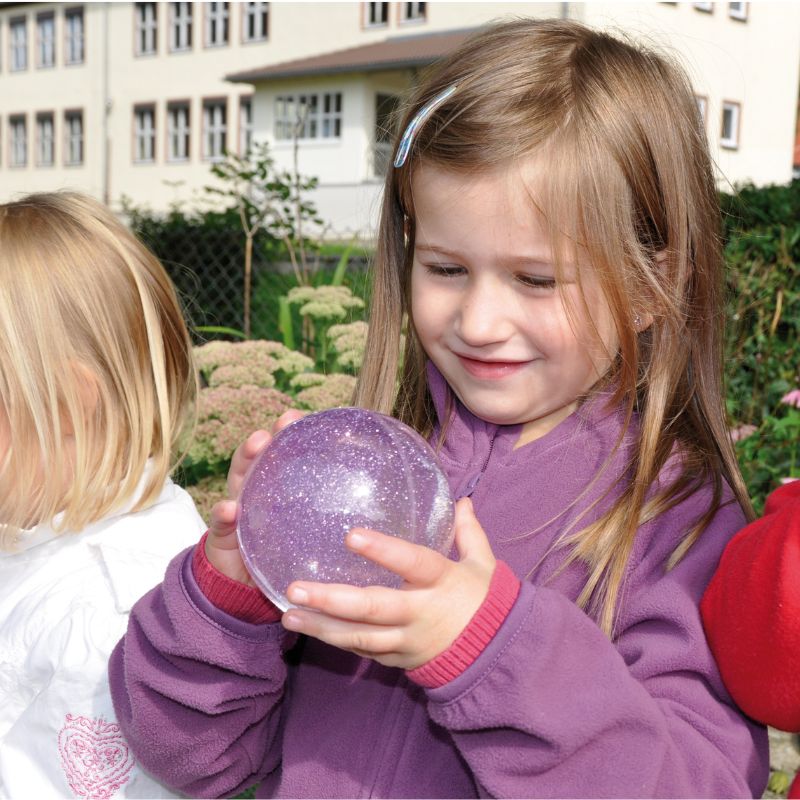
[{"left": 237, "top": 407, "right": 455, "bottom": 611}]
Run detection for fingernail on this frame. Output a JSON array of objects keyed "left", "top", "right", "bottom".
[
  {"left": 347, "top": 530, "right": 368, "bottom": 550},
  {"left": 288, "top": 585, "right": 308, "bottom": 604},
  {"left": 282, "top": 612, "right": 302, "bottom": 631}
]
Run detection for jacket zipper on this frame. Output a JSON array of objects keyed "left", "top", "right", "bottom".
[{"left": 457, "top": 429, "right": 497, "bottom": 499}]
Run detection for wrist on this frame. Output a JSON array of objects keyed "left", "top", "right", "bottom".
[
  {"left": 192, "top": 532, "right": 281, "bottom": 624},
  {"left": 406, "top": 560, "right": 520, "bottom": 688}
]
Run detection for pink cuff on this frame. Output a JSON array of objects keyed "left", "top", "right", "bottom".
[
  {"left": 406, "top": 560, "right": 521, "bottom": 688},
  {"left": 192, "top": 532, "right": 282, "bottom": 624}
]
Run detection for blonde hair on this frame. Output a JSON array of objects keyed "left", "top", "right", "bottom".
[
  {"left": 0, "top": 192, "right": 196, "bottom": 546},
  {"left": 355, "top": 18, "right": 753, "bottom": 635}
]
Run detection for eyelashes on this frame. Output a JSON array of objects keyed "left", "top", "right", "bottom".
[{"left": 422, "top": 263, "right": 557, "bottom": 291}]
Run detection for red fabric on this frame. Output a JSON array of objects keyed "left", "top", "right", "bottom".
[
  {"left": 701, "top": 478, "right": 800, "bottom": 733},
  {"left": 790, "top": 770, "right": 800, "bottom": 800},
  {"left": 407, "top": 560, "right": 520, "bottom": 688},
  {"left": 192, "top": 532, "right": 282, "bottom": 624}
]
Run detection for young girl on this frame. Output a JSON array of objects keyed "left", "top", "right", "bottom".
[
  {"left": 702, "top": 478, "right": 800, "bottom": 797},
  {"left": 0, "top": 193, "right": 205, "bottom": 799},
  {"left": 109, "top": 19, "right": 768, "bottom": 798}
]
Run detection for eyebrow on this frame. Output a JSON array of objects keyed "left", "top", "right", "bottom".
[{"left": 414, "top": 243, "right": 555, "bottom": 269}]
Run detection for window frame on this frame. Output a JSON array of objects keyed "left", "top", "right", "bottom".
[
  {"left": 10, "top": 16, "right": 28, "bottom": 72},
  {"left": 35, "top": 110, "right": 55, "bottom": 167},
  {"left": 202, "top": 96, "right": 228, "bottom": 160},
  {"left": 728, "top": 1, "right": 748, "bottom": 21},
  {"left": 133, "top": 103, "right": 157, "bottom": 163},
  {"left": 238, "top": 95, "right": 253, "bottom": 155},
  {"left": 134, "top": 2, "right": 158, "bottom": 57},
  {"left": 720, "top": 100, "right": 741, "bottom": 150},
  {"left": 64, "top": 7, "right": 85, "bottom": 66},
  {"left": 399, "top": 1, "right": 426, "bottom": 25},
  {"left": 692, "top": 1, "right": 714, "bottom": 11},
  {"left": 63, "top": 108, "right": 84, "bottom": 166},
  {"left": 205, "top": 2, "right": 229, "bottom": 48},
  {"left": 36, "top": 11, "right": 56, "bottom": 69},
  {"left": 242, "top": 1, "right": 268, "bottom": 43},
  {"left": 166, "top": 99, "right": 191, "bottom": 162},
  {"left": 9, "top": 113, "right": 28, "bottom": 167},
  {"left": 169, "top": 2, "right": 193, "bottom": 52},
  {"left": 363, "top": 2, "right": 389, "bottom": 28}
]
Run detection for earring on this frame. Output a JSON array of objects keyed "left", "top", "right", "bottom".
[{"left": 633, "top": 314, "right": 642, "bottom": 330}]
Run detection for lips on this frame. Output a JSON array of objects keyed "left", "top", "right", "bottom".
[{"left": 456, "top": 354, "right": 528, "bottom": 380}]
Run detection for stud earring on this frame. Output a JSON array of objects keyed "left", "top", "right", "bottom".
[{"left": 634, "top": 314, "right": 642, "bottom": 330}]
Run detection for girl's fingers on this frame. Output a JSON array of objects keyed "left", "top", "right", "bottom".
[
  {"left": 345, "top": 528, "right": 448, "bottom": 586},
  {"left": 273, "top": 409, "right": 305, "bottom": 434},
  {"left": 227, "top": 429, "right": 272, "bottom": 498},
  {"left": 281, "top": 607, "right": 403, "bottom": 656},
  {"left": 453, "top": 497, "right": 496, "bottom": 565},
  {"left": 208, "top": 499, "right": 239, "bottom": 545},
  {"left": 286, "top": 581, "right": 409, "bottom": 625}
]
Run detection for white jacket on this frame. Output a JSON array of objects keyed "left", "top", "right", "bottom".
[{"left": 0, "top": 477, "right": 206, "bottom": 800}]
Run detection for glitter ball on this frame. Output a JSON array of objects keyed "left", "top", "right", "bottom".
[{"left": 237, "top": 407, "right": 455, "bottom": 611}]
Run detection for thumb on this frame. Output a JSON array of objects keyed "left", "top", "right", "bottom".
[{"left": 453, "top": 497, "right": 495, "bottom": 565}]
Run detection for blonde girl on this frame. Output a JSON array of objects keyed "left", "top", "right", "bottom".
[
  {"left": 110, "top": 19, "right": 767, "bottom": 798},
  {"left": 0, "top": 192, "right": 205, "bottom": 799}
]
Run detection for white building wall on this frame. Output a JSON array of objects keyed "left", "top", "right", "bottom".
[
  {"left": 0, "top": 1, "right": 797, "bottom": 230},
  {"left": 575, "top": 1, "right": 800, "bottom": 188}
]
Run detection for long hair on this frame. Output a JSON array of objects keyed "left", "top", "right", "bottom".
[
  {"left": 0, "top": 192, "right": 196, "bottom": 546},
  {"left": 355, "top": 18, "right": 753, "bottom": 635}
]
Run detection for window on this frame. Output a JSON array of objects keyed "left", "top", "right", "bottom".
[
  {"left": 728, "top": 1, "right": 748, "bottom": 20},
  {"left": 400, "top": 2, "right": 426, "bottom": 23},
  {"left": 692, "top": 2, "right": 713, "bottom": 11},
  {"left": 37, "top": 13, "right": 55, "bottom": 68},
  {"left": 205, "top": 2, "right": 229, "bottom": 46},
  {"left": 167, "top": 101, "right": 190, "bottom": 161},
  {"left": 65, "top": 8, "right": 84, "bottom": 65},
  {"left": 10, "top": 18, "right": 28, "bottom": 72},
  {"left": 364, "top": 2, "right": 388, "bottom": 27},
  {"left": 275, "top": 92, "right": 342, "bottom": 141},
  {"left": 203, "top": 99, "right": 227, "bottom": 159},
  {"left": 64, "top": 110, "right": 84, "bottom": 165},
  {"left": 243, "top": 2, "right": 268, "bottom": 42},
  {"left": 134, "top": 105, "right": 156, "bottom": 162},
  {"left": 9, "top": 115, "right": 27, "bottom": 166},
  {"left": 135, "top": 3, "right": 158, "bottom": 56},
  {"left": 720, "top": 101, "right": 740, "bottom": 149},
  {"left": 695, "top": 95, "right": 708, "bottom": 128},
  {"left": 36, "top": 112, "right": 54, "bottom": 166},
  {"left": 170, "top": 2, "right": 192, "bottom": 51},
  {"left": 239, "top": 96, "right": 253, "bottom": 154}
]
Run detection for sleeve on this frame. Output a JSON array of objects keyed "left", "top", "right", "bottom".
[
  {"left": 109, "top": 546, "right": 298, "bottom": 799},
  {"left": 420, "top": 499, "right": 769, "bottom": 798},
  {"left": 0, "top": 596, "right": 184, "bottom": 800},
  {"left": 701, "top": 481, "right": 800, "bottom": 731}
]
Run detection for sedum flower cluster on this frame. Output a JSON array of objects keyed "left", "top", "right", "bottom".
[
  {"left": 294, "top": 373, "right": 357, "bottom": 412},
  {"left": 286, "top": 285, "right": 365, "bottom": 321},
  {"left": 328, "top": 321, "right": 368, "bottom": 370}
]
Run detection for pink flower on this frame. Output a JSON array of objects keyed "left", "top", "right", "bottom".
[
  {"left": 729, "top": 424, "right": 757, "bottom": 443},
  {"left": 780, "top": 476, "right": 800, "bottom": 485},
  {"left": 780, "top": 388, "right": 800, "bottom": 409}
]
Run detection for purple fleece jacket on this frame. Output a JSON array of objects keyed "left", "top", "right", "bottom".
[{"left": 109, "top": 365, "right": 768, "bottom": 798}]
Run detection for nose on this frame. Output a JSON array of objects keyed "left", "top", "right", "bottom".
[{"left": 455, "top": 278, "right": 515, "bottom": 348}]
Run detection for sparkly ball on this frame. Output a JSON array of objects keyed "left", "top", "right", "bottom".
[{"left": 237, "top": 407, "right": 455, "bottom": 611}]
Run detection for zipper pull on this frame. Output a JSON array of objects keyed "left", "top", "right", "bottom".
[{"left": 457, "top": 472, "right": 482, "bottom": 499}]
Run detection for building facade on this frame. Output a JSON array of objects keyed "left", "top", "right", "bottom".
[{"left": 0, "top": 2, "right": 797, "bottom": 236}]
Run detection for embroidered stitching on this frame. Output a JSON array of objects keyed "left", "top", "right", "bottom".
[{"left": 58, "top": 714, "right": 134, "bottom": 799}]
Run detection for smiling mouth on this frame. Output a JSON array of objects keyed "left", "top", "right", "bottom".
[{"left": 456, "top": 354, "right": 529, "bottom": 379}]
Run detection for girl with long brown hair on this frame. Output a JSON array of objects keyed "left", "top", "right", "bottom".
[{"left": 110, "top": 19, "right": 766, "bottom": 797}]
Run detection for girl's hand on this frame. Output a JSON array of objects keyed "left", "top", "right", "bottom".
[
  {"left": 281, "top": 498, "right": 496, "bottom": 670},
  {"left": 205, "top": 410, "right": 304, "bottom": 585}
]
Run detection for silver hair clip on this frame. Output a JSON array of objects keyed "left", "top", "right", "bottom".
[{"left": 393, "top": 84, "right": 458, "bottom": 168}]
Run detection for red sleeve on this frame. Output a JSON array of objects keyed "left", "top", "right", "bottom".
[
  {"left": 406, "top": 560, "right": 520, "bottom": 688},
  {"left": 701, "top": 481, "right": 800, "bottom": 731},
  {"left": 192, "top": 532, "right": 282, "bottom": 624}
]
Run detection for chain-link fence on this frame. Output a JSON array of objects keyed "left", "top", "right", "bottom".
[{"left": 126, "top": 208, "right": 370, "bottom": 344}]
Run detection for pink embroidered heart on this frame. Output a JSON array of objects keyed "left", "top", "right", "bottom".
[{"left": 58, "top": 714, "right": 134, "bottom": 799}]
